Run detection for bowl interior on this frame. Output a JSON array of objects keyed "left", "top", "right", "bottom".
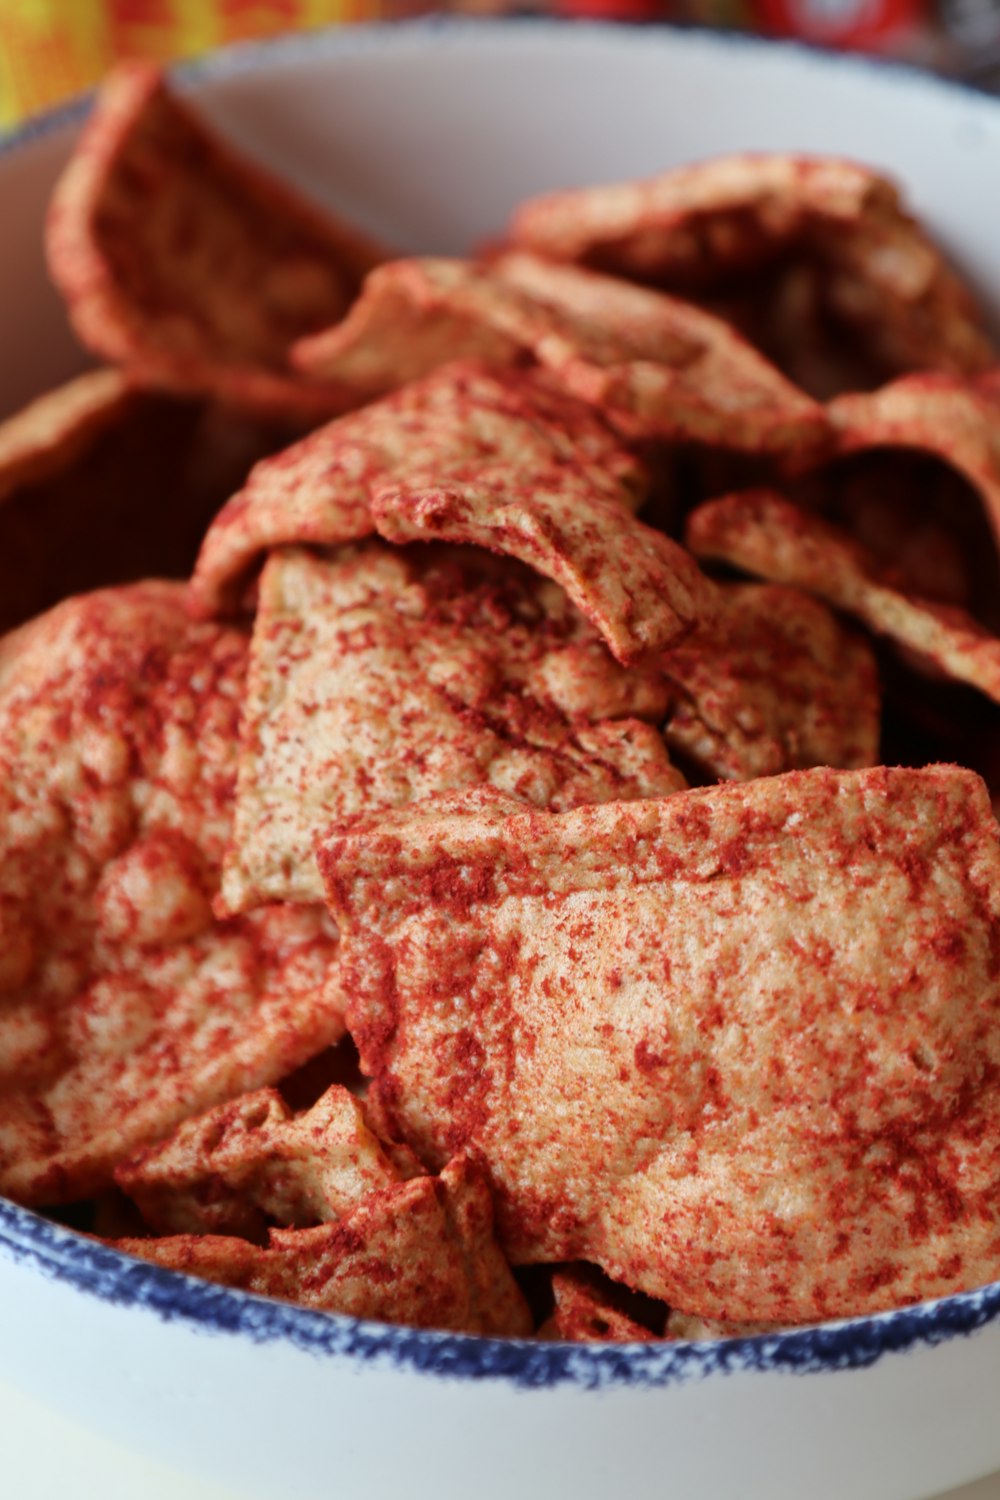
[{"left": 2, "top": 18, "right": 1000, "bottom": 1361}]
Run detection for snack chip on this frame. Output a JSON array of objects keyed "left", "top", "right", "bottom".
[
  {"left": 114, "top": 1154, "right": 533, "bottom": 1336},
  {"left": 0, "top": 583, "right": 344, "bottom": 1204},
  {"left": 0, "top": 368, "right": 134, "bottom": 503},
  {"left": 218, "top": 543, "right": 683, "bottom": 914},
  {"left": 115, "top": 1084, "right": 419, "bottom": 1238},
  {"left": 293, "top": 253, "right": 828, "bottom": 457},
  {"left": 826, "top": 373, "right": 1000, "bottom": 553},
  {"left": 660, "top": 582, "right": 881, "bottom": 780},
  {"left": 6, "top": 118, "right": 1000, "bottom": 1340},
  {"left": 189, "top": 363, "right": 647, "bottom": 619},
  {"left": 319, "top": 766, "right": 1000, "bottom": 1324},
  {"left": 371, "top": 467, "right": 712, "bottom": 666},
  {"left": 508, "top": 155, "right": 994, "bottom": 384},
  {"left": 46, "top": 64, "right": 387, "bottom": 419},
  {"left": 686, "top": 489, "right": 1000, "bottom": 705},
  {"left": 540, "top": 1266, "right": 661, "bottom": 1343}
]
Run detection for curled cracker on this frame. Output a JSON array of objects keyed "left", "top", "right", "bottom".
[
  {"left": 827, "top": 373, "right": 1000, "bottom": 554},
  {"left": 508, "top": 155, "right": 993, "bottom": 380},
  {"left": 686, "top": 489, "right": 1000, "bottom": 705},
  {"left": 46, "top": 63, "right": 387, "bottom": 419},
  {"left": 190, "top": 363, "right": 647, "bottom": 620},
  {"left": 294, "top": 253, "right": 827, "bottom": 458},
  {"left": 320, "top": 766, "right": 1000, "bottom": 1324}
]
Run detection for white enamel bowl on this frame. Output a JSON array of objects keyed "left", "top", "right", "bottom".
[{"left": 2, "top": 22, "right": 1000, "bottom": 1500}]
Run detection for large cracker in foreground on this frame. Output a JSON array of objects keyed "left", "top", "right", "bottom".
[
  {"left": 220, "top": 542, "right": 682, "bottom": 914},
  {"left": 116, "top": 1084, "right": 418, "bottom": 1238},
  {"left": 827, "top": 373, "right": 1000, "bottom": 555},
  {"left": 319, "top": 767, "right": 1000, "bottom": 1325},
  {"left": 0, "top": 583, "right": 343, "bottom": 1206},
  {"left": 293, "top": 254, "right": 827, "bottom": 457},
  {"left": 190, "top": 363, "right": 646, "bottom": 617},
  {"left": 686, "top": 489, "right": 1000, "bottom": 705},
  {"left": 660, "top": 582, "right": 881, "bottom": 780},
  {"left": 507, "top": 155, "right": 994, "bottom": 381},
  {"left": 46, "top": 64, "right": 387, "bottom": 420},
  {"left": 113, "top": 1154, "right": 532, "bottom": 1336}
]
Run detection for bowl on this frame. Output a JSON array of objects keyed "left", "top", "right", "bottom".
[{"left": 2, "top": 20, "right": 1000, "bottom": 1500}]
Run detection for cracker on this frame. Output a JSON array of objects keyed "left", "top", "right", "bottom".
[
  {"left": 827, "top": 373, "right": 1000, "bottom": 553},
  {"left": 190, "top": 363, "right": 647, "bottom": 619},
  {"left": 219, "top": 543, "right": 683, "bottom": 913},
  {"left": 0, "top": 583, "right": 343, "bottom": 1204},
  {"left": 508, "top": 155, "right": 993, "bottom": 380},
  {"left": 319, "top": 766, "right": 1000, "bottom": 1324},
  {"left": 686, "top": 489, "right": 1000, "bottom": 705},
  {"left": 113, "top": 1154, "right": 532, "bottom": 1335},
  {"left": 0, "top": 369, "right": 134, "bottom": 503},
  {"left": 660, "top": 582, "right": 881, "bottom": 779},
  {"left": 46, "top": 63, "right": 387, "bottom": 419},
  {"left": 292, "top": 253, "right": 828, "bottom": 457}
]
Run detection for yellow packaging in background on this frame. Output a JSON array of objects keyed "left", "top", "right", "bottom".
[{"left": 0, "top": 0, "right": 378, "bottom": 128}]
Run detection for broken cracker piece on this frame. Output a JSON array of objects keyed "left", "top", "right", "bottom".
[
  {"left": 113, "top": 1154, "right": 532, "bottom": 1336},
  {"left": 116, "top": 1084, "right": 418, "bottom": 1238}
]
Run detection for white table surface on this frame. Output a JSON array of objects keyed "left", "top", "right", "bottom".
[{"left": 3, "top": 1374, "right": 1000, "bottom": 1500}]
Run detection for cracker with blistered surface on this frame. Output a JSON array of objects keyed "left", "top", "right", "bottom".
[
  {"left": 113, "top": 1154, "right": 532, "bottom": 1336},
  {"left": 219, "top": 542, "right": 682, "bottom": 914},
  {"left": 0, "top": 582, "right": 344, "bottom": 1205},
  {"left": 686, "top": 489, "right": 1000, "bottom": 706},
  {"left": 293, "top": 253, "right": 827, "bottom": 458},
  {"left": 319, "top": 766, "right": 1000, "bottom": 1325},
  {"left": 116, "top": 1084, "right": 420, "bottom": 1238},
  {"left": 46, "top": 64, "right": 387, "bottom": 420},
  {"left": 660, "top": 582, "right": 881, "bottom": 781},
  {"left": 190, "top": 363, "right": 647, "bottom": 619},
  {"left": 507, "top": 155, "right": 993, "bottom": 386}
]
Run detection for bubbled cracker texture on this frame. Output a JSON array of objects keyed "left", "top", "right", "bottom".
[
  {"left": 0, "top": 583, "right": 344, "bottom": 1204},
  {"left": 219, "top": 542, "right": 682, "bottom": 914},
  {"left": 320, "top": 766, "right": 1000, "bottom": 1325}
]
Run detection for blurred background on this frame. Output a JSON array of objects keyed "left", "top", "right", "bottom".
[{"left": 1, "top": 0, "right": 998, "bottom": 128}]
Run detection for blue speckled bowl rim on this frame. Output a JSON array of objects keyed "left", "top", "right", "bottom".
[{"left": 2, "top": 15, "right": 1000, "bottom": 1392}]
